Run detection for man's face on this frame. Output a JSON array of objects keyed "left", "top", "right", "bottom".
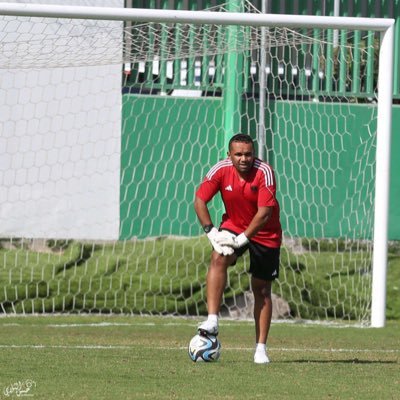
[{"left": 228, "top": 141, "right": 255, "bottom": 175}]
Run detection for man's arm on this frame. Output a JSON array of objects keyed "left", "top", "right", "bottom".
[
  {"left": 243, "top": 206, "right": 272, "bottom": 240},
  {"left": 218, "top": 206, "right": 273, "bottom": 249},
  {"left": 194, "top": 196, "right": 213, "bottom": 229},
  {"left": 195, "top": 194, "right": 272, "bottom": 239},
  {"left": 194, "top": 195, "right": 234, "bottom": 256}
]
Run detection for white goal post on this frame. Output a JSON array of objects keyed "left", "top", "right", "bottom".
[{"left": 0, "top": 2, "right": 394, "bottom": 327}]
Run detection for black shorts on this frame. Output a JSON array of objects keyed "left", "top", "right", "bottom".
[{"left": 223, "top": 230, "right": 280, "bottom": 281}]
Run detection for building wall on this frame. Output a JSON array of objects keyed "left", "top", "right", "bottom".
[{"left": 0, "top": 0, "right": 123, "bottom": 240}]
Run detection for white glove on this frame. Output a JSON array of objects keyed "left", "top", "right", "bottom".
[
  {"left": 220, "top": 245, "right": 234, "bottom": 256},
  {"left": 207, "top": 228, "right": 235, "bottom": 256},
  {"left": 217, "top": 232, "right": 249, "bottom": 249}
]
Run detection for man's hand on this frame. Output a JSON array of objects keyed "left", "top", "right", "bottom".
[
  {"left": 220, "top": 245, "right": 234, "bottom": 256},
  {"left": 217, "top": 231, "right": 249, "bottom": 249},
  {"left": 206, "top": 228, "right": 234, "bottom": 256}
]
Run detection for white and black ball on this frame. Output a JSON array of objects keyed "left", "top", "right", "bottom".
[{"left": 188, "top": 333, "right": 221, "bottom": 362}]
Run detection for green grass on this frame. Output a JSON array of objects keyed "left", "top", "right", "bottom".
[
  {"left": 0, "top": 315, "right": 399, "bottom": 399},
  {"left": 1, "top": 238, "right": 399, "bottom": 320}
]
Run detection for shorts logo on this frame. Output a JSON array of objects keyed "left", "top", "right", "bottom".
[
  {"left": 225, "top": 185, "right": 233, "bottom": 191},
  {"left": 271, "top": 269, "right": 277, "bottom": 277}
]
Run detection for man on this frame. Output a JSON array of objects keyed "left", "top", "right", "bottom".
[{"left": 194, "top": 133, "right": 282, "bottom": 364}]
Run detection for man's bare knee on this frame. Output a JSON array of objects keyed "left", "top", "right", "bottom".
[
  {"left": 252, "top": 279, "right": 272, "bottom": 299},
  {"left": 210, "top": 252, "right": 236, "bottom": 268},
  {"left": 261, "top": 285, "right": 271, "bottom": 298}
]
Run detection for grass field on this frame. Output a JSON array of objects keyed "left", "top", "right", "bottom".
[
  {"left": 2, "top": 238, "right": 400, "bottom": 321},
  {"left": 0, "top": 315, "right": 398, "bottom": 399}
]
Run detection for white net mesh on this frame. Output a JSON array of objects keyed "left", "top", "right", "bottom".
[
  {"left": 0, "top": 5, "right": 381, "bottom": 323},
  {"left": 0, "top": 21, "right": 318, "bottom": 69}
]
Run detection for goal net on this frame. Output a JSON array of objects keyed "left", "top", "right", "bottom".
[{"left": 0, "top": 2, "right": 393, "bottom": 325}]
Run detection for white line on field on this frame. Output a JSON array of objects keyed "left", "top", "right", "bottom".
[
  {"left": 0, "top": 321, "right": 366, "bottom": 329},
  {"left": 0, "top": 344, "right": 398, "bottom": 353},
  {"left": 0, "top": 314, "right": 373, "bottom": 329},
  {"left": 1, "top": 322, "right": 222, "bottom": 328}
]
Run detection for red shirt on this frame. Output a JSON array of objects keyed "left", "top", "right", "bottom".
[{"left": 196, "top": 158, "right": 282, "bottom": 248}]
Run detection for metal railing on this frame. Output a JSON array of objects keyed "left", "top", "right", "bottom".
[{"left": 124, "top": 0, "right": 400, "bottom": 99}]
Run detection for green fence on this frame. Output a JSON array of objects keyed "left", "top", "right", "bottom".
[
  {"left": 120, "top": 95, "right": 225, "bottom": 239},
  {"left": 125, "top": 0, "right": 400, "bottom": 99},
  {"left": 121, "top": 95, "right": 400, "bottom": 240},
  {"left": 121, "top": 1, "right": 400, "bottom": 240}
]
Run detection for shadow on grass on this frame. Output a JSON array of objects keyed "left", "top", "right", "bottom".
[{"left": 282, "top": 359, "right": 398, "bottom": 364}]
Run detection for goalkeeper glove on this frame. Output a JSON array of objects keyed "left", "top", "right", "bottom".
[
  {"left": 206, "top": 227, "right": 234, "bottom": 256},
  {"left": 217, "top": 232, "right": 249, "bottom": 249}
]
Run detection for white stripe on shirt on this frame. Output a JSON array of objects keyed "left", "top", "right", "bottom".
[
  {"left": 206, "top": 159, "right": 232, "bottom": 180},
  {"left": 254, "top": 159, "right": 274, "bottom": 186}
]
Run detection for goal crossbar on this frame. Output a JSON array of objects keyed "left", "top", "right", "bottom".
[{"left": 0, "top": 2, "right": 394, "bottom": 31}]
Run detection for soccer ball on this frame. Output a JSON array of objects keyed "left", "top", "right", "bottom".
[{"left": 188, "top": 333, "right": 221, "bottom": 362}]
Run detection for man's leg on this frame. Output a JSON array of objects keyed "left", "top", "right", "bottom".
[
  {"left": 206, "top": 251, "right": 234, "bottom": 314},
  {"left": 198, "top": 251, "right": 236, "bottom": 335},
  {"left": 252, "top": 277, "right": 272, "bottom": 363}
]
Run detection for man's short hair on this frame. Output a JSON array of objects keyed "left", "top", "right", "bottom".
[{"left": 228, "top": 133, "right": 254, "bottom": 150}]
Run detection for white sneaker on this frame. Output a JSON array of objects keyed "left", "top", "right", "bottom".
[
  {"left": 254, "top": 351, "right": 270, "bottom": 364},
  {"left": 197, "top": 320, "right": 219, "bottom": 336}
]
